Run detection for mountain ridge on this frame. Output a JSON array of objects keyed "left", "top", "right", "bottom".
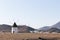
[
  {"left": 0, "top": 24, "right": 35, "bottom": 33},
  {"left": 39, "top": 22, "right": 60, "bottom": 32}
]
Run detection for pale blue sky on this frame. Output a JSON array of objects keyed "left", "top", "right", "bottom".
[{"left": 0, "top": 0, "right": 60, "bottom": 29}]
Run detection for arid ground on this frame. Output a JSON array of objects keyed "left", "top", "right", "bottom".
[{"left": 0, "top": 32, "right": 60, "bottom": 40}]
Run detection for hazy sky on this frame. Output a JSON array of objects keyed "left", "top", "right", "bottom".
[{"left": 0, "top": 0, "right": 60, "bottom": 29}]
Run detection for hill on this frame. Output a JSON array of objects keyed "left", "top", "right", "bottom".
[
  {"left": 39, "top": 22, "right": 60, "bottom": 32},
  {"left": 0, "top": 24, "right": 35, "bottom": 33}
]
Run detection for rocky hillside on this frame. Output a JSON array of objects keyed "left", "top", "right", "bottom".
[
  {"left": 39, "top": 22, "right": 60, "bottom": 33},
  {"left": 0, "top": 24, "right": 35, "bottom": 33}
]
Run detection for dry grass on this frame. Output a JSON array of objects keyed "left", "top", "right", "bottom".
[{"left": 0, "top": 32, "right": 60, "bottom": 40}]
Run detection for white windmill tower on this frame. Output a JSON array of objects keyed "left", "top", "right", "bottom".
[{"left": 11, "top": 22, "right": 18, "bottom": 33}]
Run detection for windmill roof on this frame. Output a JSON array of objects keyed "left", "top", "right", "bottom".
[{"left": 13, "top": 22, "right": 18, "bottom": 27}]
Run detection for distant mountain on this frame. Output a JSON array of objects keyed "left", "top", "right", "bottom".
[
  {"left": 48, "top": 28, "right": 60, "bottom": 33},
  {"left": 39, "top": 26, "right": 51, "bottom": 32},
  {"left": 39, "top": 22, "right": 60, "bottom": 32},
  {"left": 0, "top": 24, "right": 35, "bottom": 33},
  {"left": 18, "top": 25, "right": 35, "bottom": 33},
  {"left": 52, "top": 22, "right": 60, "bottom": 29},
  {"left": 0, "top": 24, "right": 11, "bottom": 32}
]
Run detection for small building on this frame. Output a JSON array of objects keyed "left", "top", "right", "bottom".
[{"left": 11, "top": 22, "right": 18, "bottom": 33}]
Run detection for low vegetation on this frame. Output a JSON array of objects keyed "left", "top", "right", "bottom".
[{"left": 0, "top": 32, "right": 60, "bottom": 40}]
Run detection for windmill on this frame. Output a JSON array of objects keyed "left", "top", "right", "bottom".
[
  {"left": 11, "top": 22, "right": 18, "bottom": 33},
  {"left": 9, "top": 16, "right": 20, "bottom": 33}
]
